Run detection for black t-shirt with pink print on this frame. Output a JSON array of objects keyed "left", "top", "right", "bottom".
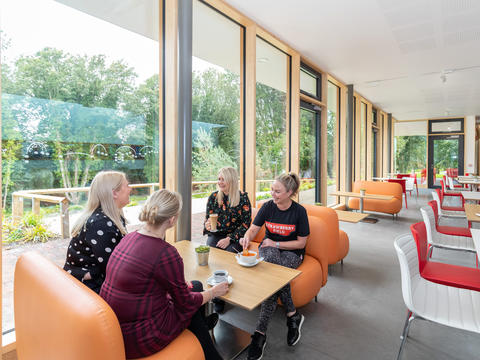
[{"left": 253, "top": 200, "right": 309, "bottom": 257}]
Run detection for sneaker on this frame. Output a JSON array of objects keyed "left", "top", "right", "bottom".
[
  {"left": 247, "top": 331, "right": 267, "bottom": 360},
  {"left": 205, "top": 313, "right": 219, "bottom": 330},
  {"left": 286, "top": 312, "right": 304, "bottom": 346}
]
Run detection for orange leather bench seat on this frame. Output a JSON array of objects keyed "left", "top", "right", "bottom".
[
  {"left": 14, "top": 251, "right": 204, "bottom": 360},
  {"left": 348, "top": 180, "right": 402, "bottom": 215}
]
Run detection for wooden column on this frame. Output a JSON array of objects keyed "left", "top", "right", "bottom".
[
  {"left": 164, "top": 0, "right": 179, "bottom": 242},
  {"left": 244, "top": 23, "right": 257, "bottom": 206},
  {"left": 290, "top": 52, "right": 300, "bottom": 202}
]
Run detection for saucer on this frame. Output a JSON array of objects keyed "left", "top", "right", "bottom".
[
  {"left": 207, "top": 275, "right": 233, "bottom": 286},
  {"left": 235, "top": 254, "right": 264, "bottom": 267}
]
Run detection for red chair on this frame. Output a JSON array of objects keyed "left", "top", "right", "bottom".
[
  {"left": 440, "top": 179, "right": 465, "bottom": 207},
  {"left": 420, "top": 168, "right": 427, "bottom": 184},
  {"left": 387, "top": 178, "right": 407, "bottom": 208},
  {"left": 410, "top": 222, "right": 480, "bottom": 291},
  {"left": 427, "top": 200, "right": 471, "bottom": 238},
  {"left": 435, "top": 188, "right": 464, "bottom": 212}
]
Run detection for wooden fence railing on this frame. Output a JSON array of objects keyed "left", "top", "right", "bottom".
[{"left": 12, "top": 183, "right": 158, "bottom": 239}]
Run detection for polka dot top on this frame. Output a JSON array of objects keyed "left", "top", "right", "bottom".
[{"left": 63, "top": 207, "right": 125, "bottom": 293}]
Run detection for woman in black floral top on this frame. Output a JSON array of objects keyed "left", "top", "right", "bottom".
[
  {"left": 64, "top": 171, "right": 131, "bottom": 293},
  {"left": 204, "top": 167, "right": 252, "bottom": 253}
]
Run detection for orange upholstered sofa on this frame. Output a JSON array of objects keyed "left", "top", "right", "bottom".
[
  {"left": 348, "top": 180, "right": 402, "bottom": 216},
  {"left": 249, "top": 209, "right": 328, "bottom": 307},
  {"left": 14, "top": 252, "right": 204, "bottom": 360},
  {"left": 302, "top": 204, "right": 349, "bottom": 265}
]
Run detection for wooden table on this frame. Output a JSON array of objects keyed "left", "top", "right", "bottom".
[
  {"left": 330, "top": 191, "right": 394, "bottom": 213},
  {"left": 461, "top": 191, "right": 480, "bottom": 203},
  {"left": 335, "top": 210, "right": 369, "bottom": 223},
  {"left": 465, "top": 204, "right": 480, "bottom": 227},
  {"left": 173, "top": 240, "right": 301, "bottom": 358}
]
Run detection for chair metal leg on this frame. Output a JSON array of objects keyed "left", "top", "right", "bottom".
[
  {"left": 341, "top": 259, "right": 344, "bottom": 265},
  {"left": 315, "top": 295, "right": 318, "bottom": 303},
  {"left": 397, "top": 311, "right": 415, "bottom": 360}
]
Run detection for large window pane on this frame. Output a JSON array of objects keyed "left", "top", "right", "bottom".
[
  {"left": 1, "top": 0, "right": 159, "bottom": 333},
  {"left": 299, "top": 108, "right": 317, "bottom": 205},
  {"left": 192, "top": 1, "right": 241, "bottom": 241},
  {"left": 255, "top": 37, "right": 288, "bottom": 201},
  {"left": 394, "top": 136, "right": 427, "bottom": 184},
  {"left": 327, "top": 82, "right": 339, "bottom": 206}
]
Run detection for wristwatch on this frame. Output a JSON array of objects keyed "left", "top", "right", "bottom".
[{"left": 276, "top": 242, "right": 280, "bottom": 249}]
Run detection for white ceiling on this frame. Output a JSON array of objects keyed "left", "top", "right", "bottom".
[{"left": 224, "top": 0, "right": 480, "bottom": 120}]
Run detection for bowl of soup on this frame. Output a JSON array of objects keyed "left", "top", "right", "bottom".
[{"left": 240, "top": 249, "right": 257, "bottom": 264}]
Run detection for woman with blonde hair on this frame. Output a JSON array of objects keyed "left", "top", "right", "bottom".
[
  {"left": 240, "top": 172, "right": 309, "bottom": 360},
  {"left": 101, "top": 189, "right": 227, "bottom": 360},
  {"left": 63, "top": 170, "right": 131, "bottom": 293},
  {"left": 204, "top": 166, "right": 252, "bottom": 253}
]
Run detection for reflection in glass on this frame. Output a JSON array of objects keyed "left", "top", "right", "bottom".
[
  {"left": 300, "top": 69, "right": 317, "bottom": 96},
  {"left": 255, "top": 37, "right": 288, "bottom": 201},
  {"left": 191, "top": 0, "right": 241, "bottom": 239},
  {"left": 299, "top": 108, "right": 317, "bottom": 205},
  {"left": 1, "top": 0, "right": 159, "bottom": 331},
  {"left": 433, "top": 138, "right": 459, "bottom": 186},
  {"left": 327, "top": 82, "right": 339, "bottom": 206}
]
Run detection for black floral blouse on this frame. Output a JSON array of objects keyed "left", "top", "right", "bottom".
[
  {"left": 63, "top": 207, "right": 125, "bottom": 293},
  {"left": 203, "top": 191, "right": 252, "bottom": 243}
]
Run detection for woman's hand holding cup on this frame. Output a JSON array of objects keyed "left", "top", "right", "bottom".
[
  {"left": 204, "top": 219, "right": 212, "bottom": 231},
  {"left": 211, "top": 282, "right": 229, "bottom": 298}
]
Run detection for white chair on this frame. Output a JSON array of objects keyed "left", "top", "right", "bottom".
[
  {"left": 431, "top": 191, "right": 465, "bottom": 219},
  {"left": 394, "top": 234, "right": 480, "bottom": 360},
  {"left": 404, "top": 177, "right": 414, "bottom": 197},
  {"left": 420, "top": 205, "right": 474, "bottom": 254}
]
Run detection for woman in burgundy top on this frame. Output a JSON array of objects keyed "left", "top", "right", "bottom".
[{"left": 101, "top": 189, "right": 228, "bottom": 359}]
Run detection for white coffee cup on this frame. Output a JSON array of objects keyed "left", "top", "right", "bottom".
[{"left": 213, "top": 269, "right": 228, "bottom": 283}]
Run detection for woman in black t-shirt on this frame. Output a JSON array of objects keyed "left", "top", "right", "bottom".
[{"left": 240, "top": 172, "right": 309, "bottom": 360}]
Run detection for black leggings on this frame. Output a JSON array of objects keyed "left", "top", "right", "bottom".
[{"left": 189, "top": 281, "right": 223, "bottom": 360}]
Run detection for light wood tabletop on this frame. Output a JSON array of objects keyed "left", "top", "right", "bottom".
[
  {"left": 335, "top": 210, "right": 369, "bottom": 223},
  {"left": 465, "top": 204, "right": 480, "bottom": 223},
  {"left": 173, "top": 240, "right": 301, "bottom": 311},
  {"left": 330, "top": 191, "right": 394, "bottom": 201}
]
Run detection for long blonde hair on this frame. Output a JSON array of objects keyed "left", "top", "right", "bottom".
[
  {"left": 71, "top": 171, "right": 128, "bottom": 237},
  {"left": 217, "top": 167, "right": 240, "bottom": 207},
  {"left": 139, "top": 189, "right": 183, "bottom": 226}
]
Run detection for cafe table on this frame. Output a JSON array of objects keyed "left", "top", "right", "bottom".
[
  {"left": 457, "top": 177, "right": 480, "bottom": 191},
  {"left": 465, "top": 204, "right": 480, "bottom": 228},
  {"left": 174, "top": 240, "right": 301, "bottom": 359},
  {"left": 462, "top": 191, "right": 480, "bottom": 204},
  {"left": 330, "top": 190, "right": 394, "bottom": 213}
]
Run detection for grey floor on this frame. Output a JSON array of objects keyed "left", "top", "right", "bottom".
[{"left": 220, "top": 190, "right": 480, "bottom": 360}]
